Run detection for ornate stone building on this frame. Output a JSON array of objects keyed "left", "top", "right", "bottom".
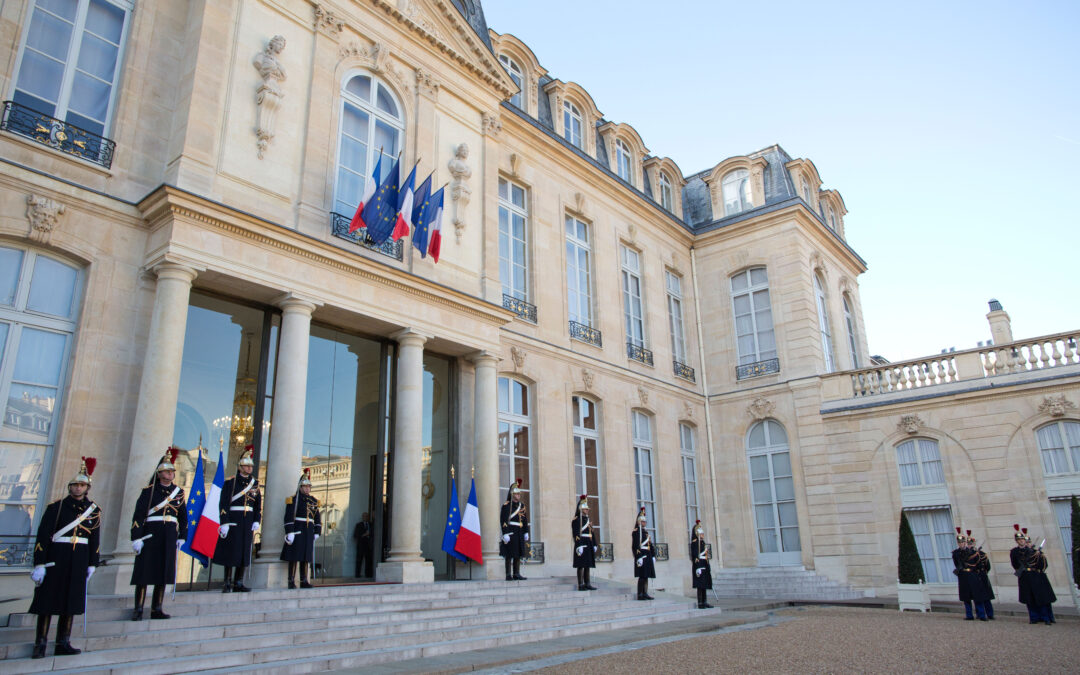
[{"left": 0, "top": 0, "right": 1076, "bottom": 610}]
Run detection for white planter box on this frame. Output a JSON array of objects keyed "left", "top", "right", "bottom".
[{"left": 897, "top": 581, "right": 931, "bottom": 612}]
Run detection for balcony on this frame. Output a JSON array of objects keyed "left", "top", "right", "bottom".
[
  {"left": 736, "top": 357, "right": 780, "bottom": 380},
  {"left": 627, "top": 342, "right": 654, "bottom": 366},
  {"left": 330, "top": 212, "right": 404, "bottom": 261},
  {"left": 2, "top": 100, "right": 116, "bottom": 169},
  {"left": 673, "top": 360, "right": 696, "bottom": 383},
  {"left": 502, "top": 294, "right": 537, "bottom": 323},
  {"left": 569, "top": 320, "right": 602, "bottom": 348}
]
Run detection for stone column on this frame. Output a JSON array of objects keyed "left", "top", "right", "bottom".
[
  {"left": 251, "top": 294, "right": 318, "bottom": 588},
  {"left": 377, "top": 329, "right": 434, "bottom": 583},
  {"left": 105, "top": 262, "right": 198, "bottom": 593},
  {"left": 468, "top": 352, "right": 502, "bottom": 579}
]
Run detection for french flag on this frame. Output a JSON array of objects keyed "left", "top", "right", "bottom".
[
  {"left": 426, "top": 187, "right": 445, "bottom": 263},
  {"left": 454, "top": 478, "right": 482, "bottom": 564},
  {"left": 348, "top": 154, "right": 384, "bottom": 233},
  {"left": 392, "top": 163, "right": 418, "bottom": 242},
  {"left": 191, "top": 450, "right": 225, "bottom": 559}
]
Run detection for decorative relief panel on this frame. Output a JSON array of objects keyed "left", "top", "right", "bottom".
[
  {"left": 510, "top": 345, "right": 526, "bottom": 371},
  {"left": 338, "top": 41, "right": 411, "bottom": 96},
  {"left": 897, "top": 414, "right": 924, "bottom": 435},
  {"left": 415, "top": 67, "right": 440, "bottom": 99},
  {"left": 447, "top": 143, "right": 472, "bottom": 244},
  {"left": 637, "top": 385, "right": 649, "bottom": 408},
  {"left": 26, "top": 194, "right": 66, "bottom": 244},
  {"left": 253, "top": 35, "right": 287, "bottom": 159},
  {"left": 747, "top": 396, "right": 775, "bottom": 420},
  {"left": 481, "top": 111, "right": 502, "bottom": 137},
  {"left": 1038, "top": 394, "right": 1076, "bottom": 417},
  {"left": 581, "top": 368, "right": 594, "bottom": 391},
  {"left": 312, "top": 4, "right": 344, "bottom": 35}
]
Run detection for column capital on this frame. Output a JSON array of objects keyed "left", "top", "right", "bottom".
[
  {"left": 391, "top": 328, "right": 431, "bottom": 347},
  {"left": 274, "top": 292, "right": 321, "bottom": 315},
  {"left": 466, "top": 350, "right": 499, "bottom": 368},
  {"left": 151, "top": 261, "right": 200, "bottom": 284}
]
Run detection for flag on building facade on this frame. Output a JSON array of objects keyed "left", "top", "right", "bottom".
[
  {"left": 410, "top": 174, "right": 434, "bottom": 258},
  {"left": 179, "top": 450, "right": 208, "bottom": 567},
  {"left": 190, "top": 450, "right": 225, "bottom": 559},
  {"left": 454, "top": 477, "right": 482, "bottom": 564},
  {"left": 348, "top": 154, "right": 383, "bottom": 233},
  {"left": 392, "top": 163, "right": 419, "bottom": 242},
  {"left": 441, "top": 474, "right": 467, "bottom": 562},
  {"left": 363, "top": 157, "right": 401, "bottom": 244},
  {"left": 426, "top": 187, "right": 445, "bottom": 263}
]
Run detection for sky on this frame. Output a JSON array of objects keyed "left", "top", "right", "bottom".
[{"left": 481, "top": 1, "right": 1080, "bottom": 362}]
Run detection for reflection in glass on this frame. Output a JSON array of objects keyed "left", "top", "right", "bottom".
[{"left": 420, "top": 354, "right": 452, "bottom": 578}]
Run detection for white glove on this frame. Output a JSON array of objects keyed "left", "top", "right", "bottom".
[
  {"left": 524, "top": 533, "right": 530, "bottom": 542},
  {"left": 501, "top": 534, "right": 510, "bottom": 544},
  {"left": 285, "top": 533, "right": 296, "bottom": 545},
  {"left": 87, "top": 566, "right": 96, "bottom": 580},
  {"left": 313, "top": 534, "right": 320, "bottom": 542},
  {"left": 252, "top": 522, "right": 260, "bottom": 532},
  {"left": 132, "top": 540, "right": 144, "bottom": 555},
  {"left": 576, "top": 546, "right": 584, "bottom": 556},
  {"left": 695, "top": 568, "right": 702, "bottom": 577},
  {"left": 219, "top": 524, "right": 231, "bottom": 538},
  {"left": 176, "top": 540, "right": 185, "bottom": 550},
  {"left": 30, "top": 565, "right": 46, "bottom": 585},
  {"left": 636, "top": 556, "right": 644, "bottom": 567},
  {"left": 593, "top": 546, "right": 598, "bottom": 553}
]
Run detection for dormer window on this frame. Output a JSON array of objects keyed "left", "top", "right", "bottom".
[
  {"left": 498, "top": 54, "right": 523, "bottom": 108},
  {"left": 563, "top": 101, "right": 583, "bottom": 149},
  {"left": 800, "top": 176, "right": 811, "bottom": 202},
  {"left": 615, "top": 140, "right": 632, "bottom": 182},
  {"left": 722, "top": 169, "right": 751, "bottom": 216},
  {"left": 659, "top": 172, "right": 674, "bottom": 211}
]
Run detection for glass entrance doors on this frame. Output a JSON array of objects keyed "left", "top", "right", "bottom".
[{"left": 747, "top": 420, "right": 802, "bottom": 566}]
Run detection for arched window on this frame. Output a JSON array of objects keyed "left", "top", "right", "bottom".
[
  {"left": 632, "top": 410, "right": 657, "bottom": 540},
  {"left": 843, "top": 294, "right": 859, "bottom": 368},
  {"left": 824, "top": 202, "right": 836, "bottom": 230},
  {"left": 721, "top": 169, "right": 751, "bottom": 216},
  {"left": 498, "top": 376, "right": 533, "bottom": 522},
  {"left": 572, "top": 396, "right": 603, "bottom": 542},
  {"left": 563, "top": 101, "right": 583, "bottom": 149},
  {"left": 813, "top": 274, "right": 835, "bottom": 372},
  {"left": 334, "top": 74, "right": 404, "bottom": 216},
  {"left": 747, "top": 420, "right": 801, "bottom": 565},
  {"left": 498, "top": 54, "right": 524, "bottom": 108},
  {"left": 1035, "top": 421, "right": 1080, "bottom": 475},
  {"left": 730, "top": 267, "right": 776, "bottom": 367},
  {"left": 895, "top": 438, "right": 944, "bottom": 487},
  {"left": 0, "top": 244, "right": 82, "bottom": 566},
  {"left": 658, "top": 172, "right": 674, "bottom": 211},
  {"left": 800, "top": 176, "right": 811, "bottom": 202},
  {"left": 680, "top": 423, "right": 698, "bottom": 532},
  {"left": 615, "top": 139, "right": 632, "bottom": 182}
]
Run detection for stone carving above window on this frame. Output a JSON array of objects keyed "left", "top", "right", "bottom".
[
  {"left": 448, "top": 143, "right": 472, "bottom": 244},
  {"left": 581, "top": 368, "right": 594, "bottom": 391},
  {"left": 26, "top": 194, "right": 66, "bottom": 244},
  {"left": 253, "top": 35, "right": 287, "bottom": 159},
  {"left": 747, "top": 396, "right": 775, "bottom": 420},
  {"left": 897, "top": 414, "right": 924, "bottom": 435},
  {"left": 416, "top": 67, "right": 440, "bottom": 99},
  {"left": 683, "top": 401, "right": 694, "bottom": 420},
  {"left": 1038, "top": 394, "right": 1076, "bottom": 417},
  {"left": 510, "top": 345, "right": 526, "bottom": 371},
  {"left": 312, "top": 4, "right": 344, "bottom": 35},
  {"left": 481, "top": 111, "right": 502, "bottom": 137},
  {"left": 338, "top": 41, "right": 411, "bottom": 96},
  {"left": 637, "top": 385, "right": 649, "bottom": 408}
]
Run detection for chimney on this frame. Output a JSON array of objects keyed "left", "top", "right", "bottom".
[{"left": 986, "top": 299, "right": 1013, "bottom": 345}]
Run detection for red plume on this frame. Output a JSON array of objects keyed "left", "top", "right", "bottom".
[
  {"left": 516, "top": 477, "right": 522, "bottom": 487},
  {"left": 956, "top": 527, "right": 962, "bottom": 534},
  {"left": 1022, "top": 527, "right": 1028, "bottom": 534},
  {"left": 304, "top": 468, "right": 311, "bottom": 476},
  {"left": 166, "top": 446, "right": 180, "bottom": 464},
  {"left": 1013, "top": 524, "right": 1020, "bottom": 532},
  {"left": 245, "top": 444, "right": 254, "bottom": 451},
  {"left": 966, "top": 530, "right": 972, "bottom": 536},
  {"left": 695, "top": 519, "right": 701, "bottom": 525},
  {"left": 580, "top": 494, "right": 587, "bottom": 500},
  {"left": 82, "top": 456, "right": 97, "bottom": 476}
]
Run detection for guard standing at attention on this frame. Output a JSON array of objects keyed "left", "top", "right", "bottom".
[
  {"left": 952, "top": 527, "right": 988, "bottom": 620},
  {"left": 971, "top": 531, "right": 995, "bottom": 620},
  {"left": 632, "top": 507, "right": 655, "bottom": 601},
  {"left": 213, "top": 447, "right": 261, "bottom": 592},
  {"left": 571, "top": 495, "right": 596, "bottom": 591},
  {"left": 130, "top": 448, "right": 187, "bottom": 621},
  {"left": 689, "top": 520, "right": 713, "bottom": 609},
  {"left": 1010, "top": 524, "right": 1056, "bottom": 625},
  {"left": 281, "top": 468, "right": 321, "bottom": 588},
  {"left": 500, "top": 478, "right": 530, "bottom": 581},
  {"left": 28, "top": 458, "right": 101, "bottom": 658}
]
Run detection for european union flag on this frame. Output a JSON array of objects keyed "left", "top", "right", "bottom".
[
  {"left": 441, "top": 475, "right": 467, "bottom": 562},
  {"left": 411, "top": 174, "right": 433, "bottom": 257},
  {"left": 363, "top": 157, "right": 401, "bottom": 244},
  {"left": 179, "top": 450, "right": 209, "bottom": 567}
]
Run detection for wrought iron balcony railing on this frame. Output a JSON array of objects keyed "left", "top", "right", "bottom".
[
  {"left": 502, "top": 294, "right": 537, "bottom": 323},
  {"left": 525, "top": 541, "right": 545, "bottom": 564},
  {"left": 596, "top": 542, "right": 614, "bottom": 562},
  {"left": 331, "top": 212, "right": 404, "bottom": 261},
  {"left": 1, "top": 100, "right": 116, "bottom": 169},
  {"left": 655, "top": 543, "right": 669, "bottom": 561},
  {"left": 736, "top": 357, "right": 781, "bottom": 380},
  {"left": 569, "top": 320, "right": 602, "bottom": 347},
  {"left": 673, "top": 360, "right": 696, "bottom": 382},
  {"left": 627, "top": 342, "right": 654, "bottom": 366}
]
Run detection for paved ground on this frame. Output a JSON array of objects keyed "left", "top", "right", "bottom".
[{"left": 523, "top": 606, "right": 1080, "bottom": 674}]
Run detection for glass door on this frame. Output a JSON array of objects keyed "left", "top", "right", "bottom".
[{"left": 747, "top": 420, "right": 802, "bottom": 566}]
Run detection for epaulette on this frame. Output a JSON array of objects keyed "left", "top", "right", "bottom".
[
  {"left": 285, "top": 497, "right": 294, "bottom": 505},
  {"left": 503, "top": 500, "right": 510, "bottom": 506},
  {"left": 310, "top": 496, "right": 319, "bottom": 505}
]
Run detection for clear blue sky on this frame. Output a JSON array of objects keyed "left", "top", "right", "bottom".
[{"left": 482, "top": 1, "right": 1080, "bottom": 361}]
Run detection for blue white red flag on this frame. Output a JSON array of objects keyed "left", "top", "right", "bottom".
[
  {"left": 392, "top": 163, "right": 419, "bottom": 241},
  {"left": 349, "top": 154, "right": 383, "bottom": 233},
  {"left": 363, "top": 157, "right": 401, "bottom": 244},
  {"left": 191, "top": 450, "right": 224, "bottom": 560},
  {"left": 179, "top": 451, "right": 208, "bottom": 567},
  {"left": 410, "top": 174, "right": 434, "bottom": 257},
  {"left": 441, "top": 475, "right": 467, "bottom": 562},
  {"left": 426, "top": 187, "right": 445, "bottom": 263},
  {"left": 454, "top": 478, "right": 482, "bottom": 564}
]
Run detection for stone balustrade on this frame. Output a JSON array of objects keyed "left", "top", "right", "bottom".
[{"left": 978, "top": 331, "right": 1079, "bottom": 376}]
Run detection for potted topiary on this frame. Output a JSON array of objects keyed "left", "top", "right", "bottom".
[{"left": 897, "top": 512, "right": 931, "bottom": 612}]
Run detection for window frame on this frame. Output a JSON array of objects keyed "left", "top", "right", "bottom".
[
  {"left": 1035, "top": 420, "right": 1080, "bottom": 476},
  {"left": 563, "top": 100, "right": 583, "bottom": 149},
  {"left": 813, "top": 273, "right": 836, "bottom": 373},
  {"left": 565, "top": 215, "right": 594, "bottom": 328},
  {"left": 658, "top": 171, "right": 674, "bottom": 211},
  {"left": 904, "top": 507, "right": 957, "bottom": 583},
  {"left": 895, "top": 438, "right": 946, "bottom": 488},
  {"left": 571, "top": 395, "right": 603, "bottom": 542},
  {"left": 498, "top": 53, "right": 524, "bottom": 109},
  {"left": 332, "top": 72, "right": 405, "bottom": 217},
  {"left": 615, "top": 139, "right": 633, "bottom": 182},
  {"left": 498, "top": 177, "right": 530, "bottom": 302},
  {"left": 721, "top": 169, "right": 752, "bottom": 216},
  {"left": 620, "top": 245, "right": 646, "bottom": 349},
  {"left": 680, "top": 422, "right": 699, "bottom": 534},
  {"left": 730, "top": 267, "right": 776, "bottom": 366},
  {"left": 843, "top": 293, "right": 859, "bottom": 369},
  {"left": 666, "top": 270, "right": 687, "bottom": 364},
  {"left": 497, "top": 376, "right": 534, "bottom": 533},
  {"left": 632, "top": 410, "right": 658, "bottom": 542}
]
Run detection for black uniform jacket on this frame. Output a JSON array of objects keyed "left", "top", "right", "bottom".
[
  {"left": 976, "top": 549, "right": 995, "bottom": 600},
  {"left": 130, "top": 482, "right": 187, "bottom": 586},
  {"left": 280, "top": 494, "right": 321, "bottom": 563},
  {"left": 952, "top": 547, "right": 990, "bottom": 602},
  {"left": 1011, "top": 545, "right": 1057, "bottom": 606},
  {"left": 690, "top": 537, "right": 712, "bottom": 590},
  {"left": 631, "top": 525, "right": 656, "bottom": 579},
  {"left": 29, "top": 496, "right": 100, "bottom": 615},
  {"left": 571, "top": 513, "right": 596, "bottom": 569},
  {"left": 500, "top": 500, "right": 530, "bottom": 559},
  {"left": 213, "top": 473, "right": 262, "bottom": 567}
]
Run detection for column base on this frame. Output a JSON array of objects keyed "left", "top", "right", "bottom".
[
  {"left": 98, "top": 554, "right": 135, "bottom": 595},
  {"left": 376, "top": 560, "right": 433, "bottom": 584},
  {"left": 249, "top": 557, "right": 289, "bottom": 589}
]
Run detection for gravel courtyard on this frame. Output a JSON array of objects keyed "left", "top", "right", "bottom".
[{"left": 533, "top": 606, "right": 1080, "bottom": 674}]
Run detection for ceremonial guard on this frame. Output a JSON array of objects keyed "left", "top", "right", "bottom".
[
  {"left": 499, "top": 478, "right": 530, "bottom": 581},
  {"left": 281, "top": 468, "right": 321, "bottom": 588},
  {"left": 213, "top": 447, "right": 261, "bottom": 592},
  {"left": 952, "top": 528, "right": 989, "bottom": 620},
  {"left": 972, "top": 532, "right": 995, "bottom": 620},
  {"left": 1009, "top": 524, "right": 1056, "bottom": 625},
  {"left": 130, "top": 448, "right": 187, "bottom": 621},
  {"left": 28, "top": 458, "right": 100, "bottom": 658},
  {"left": 631, "top": 507, "right": 655, "bottom": 600},
  {"left": 689, "top": 520, "right": 713, "bottom": 609},
  {"left": 353, "top": 512, "right": 373, "bottom": 578},
  {"left": 571, "top": 495, "right": 596, "bottom": 591}
]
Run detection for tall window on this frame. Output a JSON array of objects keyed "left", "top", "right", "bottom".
[
  {"left": 497, "top": 377, "right": 532, "bottom": 521},
  {"left": 814, "top": 274, "right": 836, "bottom": 372},
  {"left": 1052, "top": 499, "right": 1075, "bottom": 577},
  {"left": 498, "top": 53, "right": 523, "bottom": 108},
  {"left": 11, "top": 0, "right": 131, "bottom": 138},
  {"left": 666, "top": 271, "right": 687, "bottom": 365},
  {"left": 722, "top": 169, "right": 751, "bottom": 216},
  {"left": 843, "top": 294, "right": 859, "bottom": 368},
  {"left": 747, "top": 420, "right": 800, "bottom": 564},
  {"left": 0, "top": 245, "right": 82, "bottom": 566},
  {"left": 632, "top": 411, "right": 657, "bottom": 541},
  {"left": 659, "top": 172, "right": 674, "bottom": 211},
  {"left": 563, "top": 101, "right": 583, "bottom": 149},
  {"left": 1035, "top": 421, "right": 1080, "bottom": 475},
  {"left": 565, "top": 216, "right": 593, "bottom": 327},
  {"left": 572, "top": 396, "right": 602, "bottom": 542},
  {"left": 680, "top": 423, "right": 699, "bottom": 533},
  {"left": 621, "top": 246, "right": 645, "bottom": 348},
  {"left": 895, "top": 438, "right": 945, "bottom": 487},
  {"left": 905, "top": 507, "right": 956, "bottom": 583},
  {"left": 498, "top": 178, "right": 529, "bottom": 302},
  {"left": 334, "top": 74, "right": 404, "bottom": 216},
  {"left": 615, "top": 139, "right": 632, "bottom": 182},
  {"left": 731, "top": 268, "right": 776, "bottom": 366}
]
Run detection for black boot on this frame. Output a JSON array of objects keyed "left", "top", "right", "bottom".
[
  {"left": 32, "top": 614, "right": 50, "bottom": 659},
  {"left": 584, "top": 568, "right": 596, "bottom": 591},
  {"left": 697, "top": 588, "right": 713, "bottom": 609},
  {"left": 132, "top": 586, "right": 146, "bottom": 621},
  {"left": 576, "top": 568, "right": 585, "bottom": 591},
  {"left": 512, "top": 559, "right": 527, "bottom": 580},
  {"left": 641, "top": 579, "right": 653, "bottom": 601},
  {"left": 54, "top": 615, "right": 81, "bottom": 656},
  {"left": 150, "top": 585, "right": 170, "bottom": 619},
  {"left": 637, "top": 578, "right": 647, "bottom": 600},
  {"left": 222, "top": 567, "right": 233, "bottom": 593},
  {"left": 288, "top": 562, "right": 297, "bottom": 589},
  {"left": 233, "top": 566, "right": 250, "bottom": 592},
  {"left": 504, "top": 558, "right": 512, "bottom": 581},
  {"left": 299, "top": 563, "right": 313, "bottom": 589}
]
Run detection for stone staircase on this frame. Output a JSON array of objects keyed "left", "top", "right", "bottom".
[
  {"left": 0, "top": 577, "right": 718, "bottom": 673},
  {"left": 711, "top": 567, "right": 866, "bottom": 601}
]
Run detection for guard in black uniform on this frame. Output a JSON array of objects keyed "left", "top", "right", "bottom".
[
  {"left": 130, "top": 449, "right": 187, "bottom": 621},
  {"left": 353, "top": 512, "right": 373, "bottom": 578},
  {"left": 632, "top": 507, "right": 655, "bottom": 600},
  {"left": 971, "top": 531, "right": 995, "bottom": 620},
  {"left": 1009, "top": 524, "right": 1056, "bottom": 625},
  {"left": 214, "top": 447, "right": 261, "bottom": 592},
  {"left": 690, "top": 520, "right": 713, "bottom": 609},
  {"left": 952, "top": 527, "right": 989, "bottom": 620},
  {"left": 500, "top": 478, "right": 530, "bottom": 581},
  {"left": 28, "top": 458, "right": 101, "bottom": 658},
  {"left": 281, "top": 468, "right": 321, "bottom": 588},
  {"left": 571, "top": 495, "right": 596, "bottom": 591}
]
